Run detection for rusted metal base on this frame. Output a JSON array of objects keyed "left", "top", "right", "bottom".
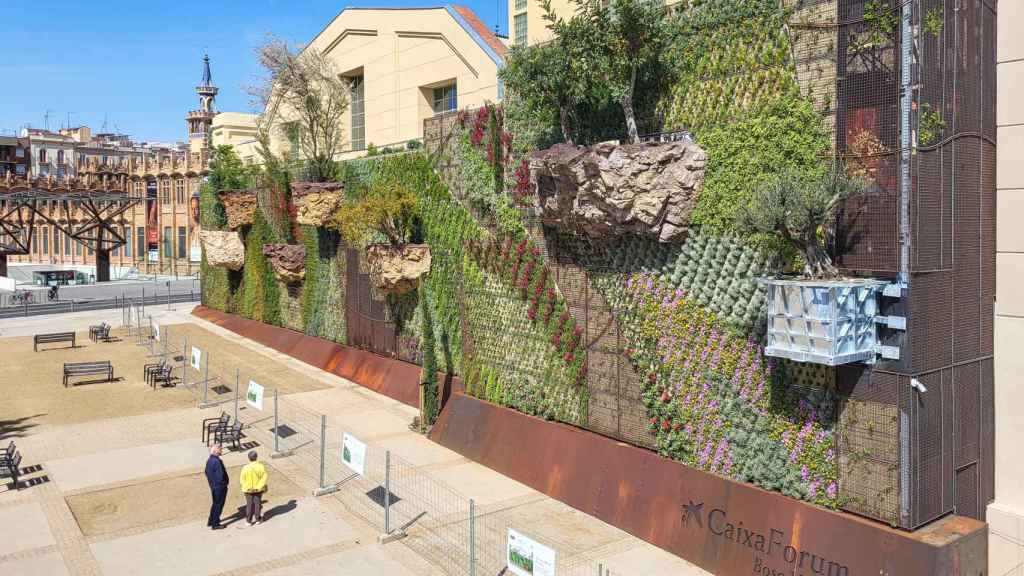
[
  {"left": 192, "top": 306, "right": 421, "bottom": 408},
  {"left": 431, "top": 393, "right": 988, "bottom": 576}
]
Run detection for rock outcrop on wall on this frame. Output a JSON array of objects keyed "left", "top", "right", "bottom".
[
  {"left": 365, "top": 244, "right": 431, "bottom": 295},
  {"left": 531, "top": 141, "right": 707, "bottom": 243},
  {"left": 218, "top": 189, "right": 259, "bottom": 230},
  {"left": 200, "top": 231, "right": 245, "bottom": 270},
  {"left": 292, "top": 182, "right": 346, "bottom": 227},
  {"left": 262, "top": 244, "right": 306, "bottom": 284}
]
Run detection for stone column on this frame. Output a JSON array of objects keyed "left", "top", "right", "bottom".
[{"left": 990, "top": 4, "right": 1024, "bottom": 575}]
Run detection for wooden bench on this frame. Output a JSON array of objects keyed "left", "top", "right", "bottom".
[
  {"left": 63, "top": 361, "right": 113, "bottom": 388},
  {"left": 1, "top": 441, "right": 22, "bottom": 490},
  {"left": 34, "top": 332, "right": 76, "bottom": 352}
]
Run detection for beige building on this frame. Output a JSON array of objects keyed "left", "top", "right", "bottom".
[
  {"left": 509, "top": 0, "right": 574, "bottom": 46},
  {"left": 211, "top": 112, "right": 260, "bottom": 164},
  {"left": 990, "top": 2, "right": 1024, "bottom": 574},
  {"left": 259, "top": 6, "right": 506, "bottom": 161}
]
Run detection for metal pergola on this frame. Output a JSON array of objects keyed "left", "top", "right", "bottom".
[{"left": 0, "top": 178, "right": 144, "bottom": 281}]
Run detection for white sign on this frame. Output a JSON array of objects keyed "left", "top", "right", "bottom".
[
  {"left": 342, "top": 432, "right": 366, "bottom": 476},
  {"left": 507, "top": 528, "right": 556, "bottom": 576},
  {"left": 246, "top": 380, "right": 265, "bottom": 411},
  {"left": 190, "top": 346, "right": 202, "bottom": 370},
  {"left": 152, "top": 323, "right": 161, "bottom": 342},
  {"left": 190, "top": 245, "right": 202, "bottom": 263},
  {"left": 148, "top": 249, "right": 159, "bottom": 263}
]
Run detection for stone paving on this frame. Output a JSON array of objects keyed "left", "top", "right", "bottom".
[{"left": 0, "top": 305, "right": 709, "bottom": 576}]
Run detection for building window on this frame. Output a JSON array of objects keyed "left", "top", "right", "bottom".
[
  {"left": 79, "top": 153, "right": 86, "bottom": 165},
  {"left": 75, "top": 239, "right": 82, "bottom": 256},
  {"left": 57, "top": 150, "right": 64, "bottom": 165},
  {"left": 42, "top": 227, "right": 48, "bottom": 255},
  {"left": 432, "top": 84, "right": 457, "bottom": 115},
  {"left": 177, "top": 226, "right": 186, "bottom": 259},
  {"left": 160, "top": 180, "right": 170, "bottom": 204},
  {"left": 124, "top": 226, "right": 132, "bottom": 257},
  {"left": 15, "top": 164, "right": 25, "bottom": 176},
  {"left": 64, "top": 230, "right": 71, "bottom": 256},
  {"left": 175, "top": 179, "right": 185, "bottom": 204},
  {"left": 515, "top": 0, "right": 527, "bottom": 9},
  {"left": 350, "top": 75, "right": 365, "bottom": 151},
  {"left": 515, "top": 13, "right": 528, "bottom": 46},
  {"left": 39, "top": 149, "right": 47, "bottom": 164},
  {"left": 163, "top": 227, "right": 172, "bottom": 258},
  {"left": 15, "top": 147, "right": 24, "bottom": 158},
  {"left": 137, "top": 226, "right": 145, "bottom": 259}
]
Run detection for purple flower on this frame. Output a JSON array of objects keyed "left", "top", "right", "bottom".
[
  {"left": 827, "top": 482, "right": 837, "bottom": 499},
  {"left": 800, "top": 465, "right": 810, "bottom": 481},
  {"left": 826, "top": 449, "right": 835, "bottom": 462},
  {"left": 808, "top": 480, "right": 820, "bottom": 499}
]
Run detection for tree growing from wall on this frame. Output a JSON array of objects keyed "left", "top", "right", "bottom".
[
  {"left": 331, "top": 177, "right": 421, "bottom": 248},
  {"left": 737, "top": 161, "right": 869, "bottom": 278},
  {"left": 250, "top": 37, "right": 350, "bottom": 182}
]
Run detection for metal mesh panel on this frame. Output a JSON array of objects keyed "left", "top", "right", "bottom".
[
  {"left": 344, "top": 247, "right": 408, "bottom": 362},
  {"left": 909, "top": 272, "right": 952, "bottom": 373}
]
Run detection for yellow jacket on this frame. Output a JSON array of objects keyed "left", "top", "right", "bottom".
[{"left": 240, "top": 461, "right": 268, "bottom": 493}]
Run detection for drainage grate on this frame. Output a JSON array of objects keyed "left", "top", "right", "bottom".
[
  {"left": 270, "top": 424, "right": 297, "bottom": 439},
  {"left": 365, "top": 485, "right": 401, "bottom": 508},
  {"left": 210, "top": 385, "right": 232, "bottom": 394}
]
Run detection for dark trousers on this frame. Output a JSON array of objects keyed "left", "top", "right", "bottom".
[
  {"left": 245, "top": 492, "right": 263, "bottom": 523},
  {"left": 208, "top": 487, "right": 227, "bottom": 527}
]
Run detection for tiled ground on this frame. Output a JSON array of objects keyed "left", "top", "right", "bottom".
[{"left": 0, "top": 306, "right": 709, "bottom": 575}]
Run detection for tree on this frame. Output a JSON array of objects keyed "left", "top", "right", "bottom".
[
  {"left": 331, "top": 177, "right": 420, "bottom": 248},
  {"left": 737, "top": 162, "right": 870, "bottom": 279},
  {"left": 555, "top": 0, "right": 677, "bottom": 144},
  {"left": 500, "top": 5, "right": 591, "bottom": 144},
  {"left": 250, "top": 37, "right": 350, "bottom": 182}
]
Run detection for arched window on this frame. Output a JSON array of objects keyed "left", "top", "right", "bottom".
[{"left": 39, "top": 149, "right": 47, "bottom": 163}]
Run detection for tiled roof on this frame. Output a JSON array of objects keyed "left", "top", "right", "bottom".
[{"left": 451, "top": 5, "right": 508, "bottom": 60}]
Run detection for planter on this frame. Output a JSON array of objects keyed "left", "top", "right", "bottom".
[
  {"left": 262, "top": 244, "right": 306, "bottom": 284},
  {"left": 292, "top": 181, "right": 345, "bottom": 227},
  {"left": 217, "top": 189, "right": 259, "bottom": 230},
  {"left": 761, "top": 278, "right": 888, "bottom": 365},
  {"left": 199, "top": 231, "right": 245, "bottom": 270},
  {"left": 364, "top": 244, "right": 431, "bottom": 295}
]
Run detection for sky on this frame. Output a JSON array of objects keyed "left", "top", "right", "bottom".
[{"left": 0, "top": 0, "right": 509, "bottom": 143}]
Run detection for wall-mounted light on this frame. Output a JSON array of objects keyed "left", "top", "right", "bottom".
[{"left": 910, "top": 378, "right": 927, "bottom": 394}]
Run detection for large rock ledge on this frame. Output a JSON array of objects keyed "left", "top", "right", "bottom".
[
  {"left": 364, "top": 244, "right": 431, "bottom": 295},
  {"left": 292, "top": 181, "right": 345, "bottom": 227},
  {"left": 218, "top": 189, "right": 260, "bottom": 230},
  {"left": 200, "top": 231, "right": 245, "bottom": 270},
  {"left": 262, "top": 244, "right": 306, "bottom": 284},
  {"left": 530, "top": 141, "right": 706, "bottom": 243}
]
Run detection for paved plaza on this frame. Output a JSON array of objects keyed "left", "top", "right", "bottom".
[{"left": 0, "top": 305, "right": 707, "bottom": 575}]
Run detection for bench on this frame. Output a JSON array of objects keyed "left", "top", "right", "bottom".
[
  {"left": 89, "top": 324, "right": 111, "bottom": 343},
  {"left": 34, "top": 332, "right": 76, "bottom": 352},
  {"left": 1, "top": 441, "right": 22, "bottom": 490},
  {"left": 63, "top": 361, "right": 113, "bottom": 388}
]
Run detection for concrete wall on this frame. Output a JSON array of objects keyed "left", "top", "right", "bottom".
[
  {"left": 262, "top": 6, "right": 503, "bottom": 161},
  {"left": 989, "top": 2, "right": 1024, "bottom": 574}
]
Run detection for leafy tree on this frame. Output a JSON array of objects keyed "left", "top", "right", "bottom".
[
  {"left": 550, "top": 0, "right": 677, "bottom": 143},
  {"left": 331, "top": 177, "right": 420, "bottom": 248},
  {"left": 737, "top": 161, "right": 870, "bottom": 279},
  {"left": 500, "top": 37, "right": 586, "bottom": 144},
  {"left": 250, "top": 37, "right": 349, "bottom": 182}
]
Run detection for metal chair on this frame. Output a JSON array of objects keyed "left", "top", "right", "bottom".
[{"left": 202, "top": 412, "right": 231, "bottom": 445}]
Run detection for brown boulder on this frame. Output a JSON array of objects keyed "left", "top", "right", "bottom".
[
  {"left": 364, "top": 244, "right": 431, "bottom": 295},
  {"left": 292, "top": 182, "right": 346, "bottom": 227},
  {"left": 262, "top": 244, "right": 306, "bottom": 284},
  {"left": 200, "top": 231, "right": 245, "bottom": 270},
  {"left": 530, "top": 140, "right": 706, "bottom": 243},
  {"left": 218, "top": 189, "right": 259, "bottom": 230}
]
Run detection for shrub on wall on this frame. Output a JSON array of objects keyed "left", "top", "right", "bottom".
[{"left": 240, "top": 210, "right": 281, "bottom": 325}]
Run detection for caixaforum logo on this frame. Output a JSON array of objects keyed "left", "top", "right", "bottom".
[{"left": 680, "top": 499, "right": 849, "bottom": 576}]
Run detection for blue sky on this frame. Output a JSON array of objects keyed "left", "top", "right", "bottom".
[{"left": 1, "top": 0, "right": 508, "bottom": 142}]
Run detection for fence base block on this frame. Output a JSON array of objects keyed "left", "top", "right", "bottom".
[
  {"left": 377, "top": 529, "right": 407, "bottom": 544},
  {"left": 313, "top": 485, "right": 340, "bottom": 497},
  {"left": 271, "top": 450, "right": 293, "bottom": 459}
]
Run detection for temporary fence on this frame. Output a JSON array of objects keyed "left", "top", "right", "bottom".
[{"left": 126, "top": 304, "right": 631, "bottom": 576}]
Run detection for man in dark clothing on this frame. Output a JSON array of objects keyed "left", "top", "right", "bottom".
[{"left": 205, "top": 444, "right": 229, "bottom": 529}]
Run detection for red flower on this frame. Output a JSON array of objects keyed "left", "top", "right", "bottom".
[
  {"left": 660, "top": 390, "right": 671, "bottom": 403},
  {"left": 673, "top": 423, "right": 683, "bottom": 431},
  {"left": 649, "top": 417, "right": 658, "bottom": 427},
  {"left": 573, "top": 325, "right": 583, "bottom": 339},
  {"left": 527, "top": 307, "right": 537, "bottom": 320},
  {"left": 563, "top": 352, "right": 574, "bottom": 363},
  {"left": 661, "top": 419, "right": 672, "bottom": 431}
]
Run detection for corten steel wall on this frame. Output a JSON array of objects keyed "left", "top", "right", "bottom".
[
  {"left": 834, "top": 0, "right": 996, "bottom": 529},
  {"left": 192, "top": 305, "right": 421, "bottom": 408},
  {"left": 432, "top": 392, "right": 989, "bottom": 576}
]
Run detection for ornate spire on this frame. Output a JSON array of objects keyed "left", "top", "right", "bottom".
[{"left": 200, "top": 54, "right": 213, "bottom": 88}]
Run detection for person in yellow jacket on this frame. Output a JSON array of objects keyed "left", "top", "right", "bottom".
[{"left": 239, "top": 450, "right": 268, "bottom": 525}]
